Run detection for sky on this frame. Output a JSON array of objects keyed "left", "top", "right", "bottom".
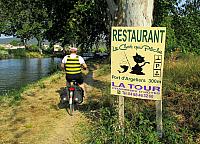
[
  {"left": 180, "top": 0, "right": 186, "bottom": 5},
  {"left": 0, "top": 34, "right": 13, "bottom": 39}
]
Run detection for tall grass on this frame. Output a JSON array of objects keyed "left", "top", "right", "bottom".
[
  {"left": 163, "top": 53, "right": 200, "bottom": 93},
  {"left": 95, "top": 64, "right": 111, "bottom": 77},
  {"left": 0, "top": 90, "right": 22, "bottom": 106},
  {"left": 86, "top": 53, "right": 200, "bottom": 143}
]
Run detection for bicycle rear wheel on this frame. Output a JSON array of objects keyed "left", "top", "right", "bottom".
[{"left": 69, "top": 91, "right": 74, "bottom": 116}]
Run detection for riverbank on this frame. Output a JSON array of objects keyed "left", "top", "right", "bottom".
[
  {"left": 0, "top": 71, "right": 61, "bottom": 105},
  {"left": 0, "top": 46, "right": 54, "bottom": 59},
  {"left": 0, "top": 71, "right": 90, "bottom": 143},
  {"left": 0, "top": 48, "right": 42, "bottom": 59},
  {"left": 0, "top": 60, "right": 105, "bottom": 143}
]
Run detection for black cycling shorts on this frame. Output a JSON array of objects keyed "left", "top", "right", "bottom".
[{"left": 65, "top": 73, "right": 84, "bottom": 84}]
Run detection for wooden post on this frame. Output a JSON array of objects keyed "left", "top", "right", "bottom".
[
  {"left": 119, "top": 96, "right": 124, "bottom": 129},
  {"left": 156, "top": 100, "right": 162, "bottom": 138}
]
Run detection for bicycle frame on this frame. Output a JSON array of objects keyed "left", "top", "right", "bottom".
[
  {"left": 68, "top": 84, "right": 75, "bottom": 102},
  {"left": 68, "top": 81, "right": 77, "bottom": 116}
]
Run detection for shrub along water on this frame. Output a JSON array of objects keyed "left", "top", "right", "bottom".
[
  {"left": 86, "top": 53, "right": 200, "bottom": 143},
  {"left": 0, "top": 47, "right": 9, "bottom": 59},
  {"left": 0, "top": 44, "right": 51, "bottom": 59}
]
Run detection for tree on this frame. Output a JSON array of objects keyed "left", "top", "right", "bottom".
[
  {"left": 125, "top": 0, "right": 154, "bottom": 26},
  {"left": 44, "top": 0, "right": 109, "bottom": 53},
  {"left": 153, "top": 0, "right": 177, "bottom": 26},
  {"left": 153, "top": 0, "right": 178, "bottom": 52},
  {"left": 1, "top": 0, "right": 198, "bottom": 54},
  {"left": 44, "top": 0, "right": 77, "bottom": 45},
  {"left": 107, "top": 0, "right": 154, "bottom": 26},
  {"left": 0, "top": 0, "right": 49, "bottom": 49},
  {"left": 70, "top": 0, "right": 109, "bottom": 52},
  {"left": 173, "top": 0, "right": 200, "bottom": 53},
  {"left": 0, "top": 0, "right": 32, "bottom": 46}
]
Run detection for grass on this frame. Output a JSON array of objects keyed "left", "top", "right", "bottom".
[
  {"left": 86, "top": 52, "right": 200, "bottom": 144},
  {"left": 95, "top": 64, "right": 111, "bottom": 77},
  {"left": 163, "top": 53, "right": 200, "bottom": 93},
  {"left": 0, "top": 71, "right": 67, "bottom": 144},
  {"left": 0, "top": 90, "right": 22, "bottom": 106}
]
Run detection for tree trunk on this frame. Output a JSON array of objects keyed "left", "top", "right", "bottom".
[
  {"left": 109, "top": 0, "right": 155, "bottom": 126},
  {"left": 36, "top": 37, "right": 43, "bottom": 54},
  {"left": 107, "top": 0, "right": 154, "bottom": 26},
  {"left": 124, "top": 0, "right": 154, "bottom": 26},
  {"left": 21, "top": 38, "right": 28, "bottom": 49}
]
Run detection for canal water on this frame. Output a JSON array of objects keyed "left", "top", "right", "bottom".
[{"left": 0, "top": 58, "right": 61, "bottom": 95}]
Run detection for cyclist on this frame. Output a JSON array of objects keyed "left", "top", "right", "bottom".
[{"left": 61, "top": 47, "right": 87, "bottom": 97}]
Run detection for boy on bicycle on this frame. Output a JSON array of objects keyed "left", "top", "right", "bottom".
[{"left": 61, "top": 47, "right": 87, "bottom": 97}]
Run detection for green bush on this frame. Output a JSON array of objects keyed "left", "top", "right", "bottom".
[
  {"left": 25, "top": 52, "right": 42, "bottom": 58},
  {"left": 160, "top": 16, "right": 178, "bottom": 52},
  {"left": 8, "top": 49, "right": 26, "bottom": 58},
  {"left": 0, "top": 89, "right": 22, "bottom": 106},
  {"left": 43, "top": 47, "right": 53, "bottom": 55},
  {"left": 0, "top": 46, "right": 6, "bottom": 50},
  {"left": 87, "top": 98, "right": 197, "bottom": 143},
  {"left": 48, "top": 61, "right": 61, "bottom": 74},
  {"left": 0, "top": 47, "right": 9, "bottom": 59},
  {"left": 9, "top": 40, "right": 22, "bottom": 46},
  {"left": 27, "top": 44, "right": 40, "bottom": 52}
]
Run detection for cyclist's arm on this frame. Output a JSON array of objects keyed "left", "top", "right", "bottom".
[
  {"left": 61, "top": 63, "right": 65, "bottom": 70},
  {"left": 79, "top": 56, "right": 87, "bottom": 70},
  {"left": 61, "top": 56, "right": 67, "bottom": 70},
  {"left": 81, "top": 63, "right": 87, "bottom": 70}
]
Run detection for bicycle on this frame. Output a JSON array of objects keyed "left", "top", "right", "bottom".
[{"left": 61, "top": 80, "right": 84, "bottom": 116}]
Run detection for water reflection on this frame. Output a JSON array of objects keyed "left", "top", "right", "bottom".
[{"left": 0, "top": 58, "right": 61, "bottom": 95}]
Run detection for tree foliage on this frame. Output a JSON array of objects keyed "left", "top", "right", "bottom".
[
  {"left": 173, "top": 0, "right": 200, "bottom": 53},
  {"left": 0, "top": 0, "right": 49, "bottom": 47},
  {"left": 153, "top": 0, "right": 200, "bottom": 53},
  {"left": 0, "top": 0, "right": 199, "bottom": 53}
]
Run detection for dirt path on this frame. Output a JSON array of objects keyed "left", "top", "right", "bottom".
[{"left": 0, "top": 66, "right": 98, "bottom": 144}]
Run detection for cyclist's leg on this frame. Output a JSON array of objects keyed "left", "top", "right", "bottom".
[
  {"left": 65, "top": 74, "right": 73, "bottom": 86},
  {"left": 67, "top": 73, "right": 85, "bottom": 96},
  {"left": 65, "top": 74, "right": 73, "bottom": 99},
  {"left": 79, "top": 84, "right": 85, "bottom": 96},
  {"left": 76, "top": 74, "right": 86, "bottom": 97}
]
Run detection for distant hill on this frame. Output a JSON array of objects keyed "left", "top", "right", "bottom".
[
  {"left": 0, "top": 37, "right": 49, "bottom": 45},
  {"left": 0, "top": 37, "right": 20, "bottom": 44}
]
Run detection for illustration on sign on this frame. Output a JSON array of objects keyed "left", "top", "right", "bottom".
[
  {"left": 118, "top": 53, "right": 150, "bottom": 75},
  {"left": 111, "top": 27, "right": 166, "bottom": 100}
]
